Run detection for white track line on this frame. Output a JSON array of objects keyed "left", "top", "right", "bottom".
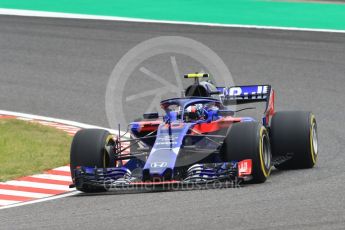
[
  {"left": 50, "top": 126, "right": 79, "bottom": 131},
  {"left": 0, "top": 200, "right": 20, "bottom": 206},
  {"left": 30, "top": 174, "right": 72, "bottom": 182},
  {"left": 0, "top": 109, "right": 125, "bottom": 135},
  {"left": 16, "top": 117, "right": 32, "bottom": 121},
  {"left": 4, "top": 180, "right": 71, "bottom": 191},
  {"left": 0, "top": 190, "right": 80, "bottom": 210},
  {"left": 0, "top": 189, "right": 51, "bottom": 199},
  {"left": 53, "top": 166, "right": 71, "bottom": 172},
  {"left": 0, "top": 8, "right": 344, "bottom": 34}
]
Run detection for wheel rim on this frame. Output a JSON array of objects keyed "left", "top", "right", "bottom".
[
  {"left": 262, "top": 134, "right": 271, "bottom": 170},
  {"left": 311, "top": 122, "right": 318, "bottom": 157},
  {"left": 103, "top": 135, "right": 115, "bottom": 167}
]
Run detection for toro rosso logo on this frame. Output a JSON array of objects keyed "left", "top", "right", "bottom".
[{"left": 150, "top": 162, "right": 168, "bottom": 168}]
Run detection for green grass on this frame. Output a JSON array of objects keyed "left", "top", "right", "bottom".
[{"left": 0, "top": 119, "right": 72, "bottom": 182}]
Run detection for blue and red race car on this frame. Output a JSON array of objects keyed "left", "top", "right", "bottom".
[{"left": 70, "top": 73, "right": 318, "bottom": 192}]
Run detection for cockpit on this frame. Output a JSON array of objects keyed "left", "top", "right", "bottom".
[{"left": 160, "top": 98, "right": 223, "bottom": 123}]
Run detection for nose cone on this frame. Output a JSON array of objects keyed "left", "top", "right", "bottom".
[
  {"left": 143, "top": 149, "right": 178, "bottom": 180},
  {"left": 143, "top": 122, "right": 192, "bottom": 181}
]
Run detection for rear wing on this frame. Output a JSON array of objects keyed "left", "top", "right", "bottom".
[
  {"left": 217, "top": 85, "right": 271, "bottom": 105},
  {"left": 217, "top": 85, "right": 275, "bottom": 125}
]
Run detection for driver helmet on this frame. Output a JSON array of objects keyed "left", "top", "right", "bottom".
[{"left": 186, "top": 104, "right": 205, "bottom": 119}]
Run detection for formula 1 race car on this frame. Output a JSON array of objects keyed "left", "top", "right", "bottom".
[{"left": 70, "top": 73, "right": 318, "bottom": 192}]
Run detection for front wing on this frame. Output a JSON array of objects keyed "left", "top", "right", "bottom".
[{"left": 71, "top": 160, "right": 253, "bottom": 191}]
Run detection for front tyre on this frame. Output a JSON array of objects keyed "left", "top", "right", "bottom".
[
  {"left": 221, "top": 122, "right": 272, "bottom": 183},
  {"left": 271, "top": 111, "right": 318, "bottom": 169},
  {"left": 70, "top": 129, "right": 115, "bottom": 192}
]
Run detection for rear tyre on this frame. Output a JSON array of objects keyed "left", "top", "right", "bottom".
[
  {"left": 270, "top": 111, "right": 318, "bottom": 169},
  {"left": 221, "top": 122, "right": 272, "bottom": 183},
  {"left": 70, "top": 129, "right": 115, "bottom": 192}
]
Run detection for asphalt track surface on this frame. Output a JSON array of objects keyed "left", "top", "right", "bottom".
[{"left": 1, "top": 15, "right": 345, "bottom": 230}]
